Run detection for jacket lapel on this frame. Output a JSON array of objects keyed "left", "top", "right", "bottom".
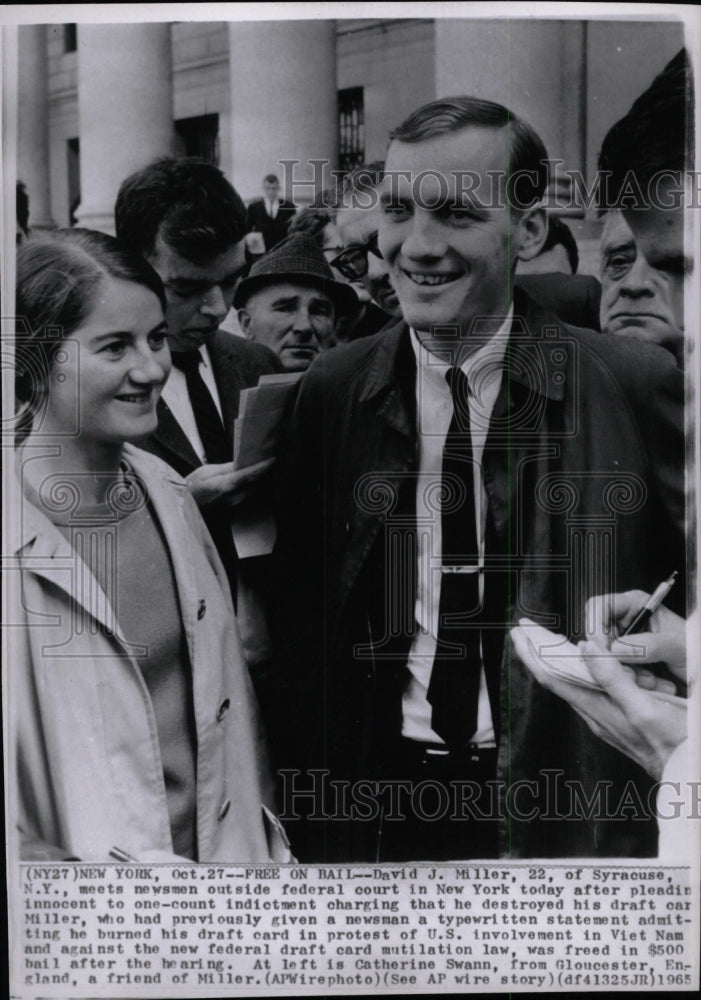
[
  {"left": 481, "top": 293, "right": 573, "bottom": 736},
  {"left": 125, "top": 446, "right": 199, "bottom": 630},
  {"left": 14, "top": 449, "right": 195, "bottom": 655},
  {"left": 15, "top": 494, "right": 132, "bottom": 650},
  {"left": 151, "top": 397, "right": 202, "bottom": 473},
  {"left": 484, "top": 290, "right": 570, "bottom": 525},
  {"left": 208, "top": 331, "right": 241, "bottom": 444},
  {"left": 336, "top": 325, "right": 417, "bottom": 629}
]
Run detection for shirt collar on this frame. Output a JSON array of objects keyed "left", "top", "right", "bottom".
[
  {"left": 409, "top": 304, "right": 513, "bottom": 392},
  {"left": 198, "top": 343, "right": 212, "bottom": 370}
]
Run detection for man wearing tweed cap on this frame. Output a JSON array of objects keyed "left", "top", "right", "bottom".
[{"left": 236, "top": 233, "right": 358, "bottom": 372}]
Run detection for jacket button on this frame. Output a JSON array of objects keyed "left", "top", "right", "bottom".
[
  {"left": 197, "top": 600, "right": 206, "bottom": 620},
  {"left": 216, "top": 698, "right": 230, "bottom": 722},
  {"left": 218, "top": 799, "right": 231, "bottom": 821}
]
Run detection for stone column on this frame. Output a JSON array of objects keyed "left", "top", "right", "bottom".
[
  {"left": 17, "top": 25, "right": 55, "bottom": 230},
  {"left": 228, "top": 21, "right": 338, "bottom": 204},
  {"left": 75, "top": 23, "right": 175, "bottom": 234},
  {"left": 434, "top": 19, "right": 584, "bottom": 213}
]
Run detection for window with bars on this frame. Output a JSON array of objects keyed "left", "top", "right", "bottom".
[
  {"left": 64, "top": 24, "right": 77, "bottom": 53},
  {"left": 338, "top": 87, "right": 365, "bottom": 173},
  {"left": 67, "top": 138, "right": 80, "bottom": 226},
  {"left": 175, "top": 114, "right": 220, "bottom": 166}
]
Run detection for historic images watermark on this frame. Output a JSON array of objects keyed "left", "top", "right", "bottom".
[
  {"left": 278, "top": 160, "right": 698, "bottom": 214},
  {"left": 278, "top": 768, "right": 701, "bottom": 825}
]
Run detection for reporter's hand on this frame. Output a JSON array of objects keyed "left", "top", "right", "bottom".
[
  {"left": 585, "top": 591, "right": 686, "bottom": 687},
  {"left": 185, "top": 457, "right": 275, "bottom": 508},
  {"left": 512, "top": 627, "right": 686, "bottom": 781},
  {"left": 577, "top": 640, "right": 686, "bottom": 780}
]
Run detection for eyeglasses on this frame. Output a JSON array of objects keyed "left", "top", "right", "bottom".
[{"left": 330, "top": 233, "right": 383, "bottom": 281}]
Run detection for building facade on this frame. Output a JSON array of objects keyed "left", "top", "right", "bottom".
[{"left": 18, "top": 17, "right": 684, "bottom": 271}]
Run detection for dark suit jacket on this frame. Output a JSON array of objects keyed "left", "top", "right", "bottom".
[
  {"left": 515, "top": 273, "right": 602, "bottom": 331},
  {"left": 246, "top": 199, "right": 297, "bottom": 252},
  {"left": 273, "top": 289, "right": 685, "bottom": 862},
  {"left": 136, "top": 330, "right": 282, "bottom": 591}
]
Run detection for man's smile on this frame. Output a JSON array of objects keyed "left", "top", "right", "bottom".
[{"left": 403, "top": 270, "right": 462, "bottom": 287}]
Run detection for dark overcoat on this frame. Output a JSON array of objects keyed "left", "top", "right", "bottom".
[{"left": 273, "top": 289, "right": 686, "bottom": 861}]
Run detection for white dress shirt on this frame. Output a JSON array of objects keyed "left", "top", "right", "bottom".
[
  {"left": 402, "top": 310, "right": 513, "bottom": 746},
  {"left": 266, "top": 198, "right": 279, "bottom": 220},
  {"left": 161, "top": 345, "right": 225, "bottom": 464},
  {"left": 161, "top": 343, "right": 271, "bottom": 668}
]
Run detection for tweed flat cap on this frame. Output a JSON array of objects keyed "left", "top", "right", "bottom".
[{"left": 234, "top": 232, "right": 359, "bottom": 315}]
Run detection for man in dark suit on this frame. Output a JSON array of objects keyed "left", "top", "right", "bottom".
[
  {"left": 115, "top": 158, "right": 283, "bottom": 662},
  {"left": 515, "top": 272, "right": 602, "bottom": 330},
  {"left": 246, "top": 174, "right": 297, "bottom": 253},
  {"left": 515, "top": 214, "right": 602, "bottom": 329},
  {"left": 273, "top": 96, "right": 685, "bottom": 863}
]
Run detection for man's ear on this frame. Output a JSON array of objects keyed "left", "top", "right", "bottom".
[
  {"left": 516, "top": 207, "right": 549, "bottom": 262},
  {"left": 237, "top": 309, "right": 252, "bottom": 336}
]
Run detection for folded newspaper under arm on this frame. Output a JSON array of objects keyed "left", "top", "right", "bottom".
[
  {"left": 512, "top": 618, "right": 686, "bottom": 707},
  {"left": 231, "top": 372, "right": 302, "bottom": 558}
]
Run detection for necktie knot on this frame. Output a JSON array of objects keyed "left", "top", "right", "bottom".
[
  {"left": 171, "top": 350, "right": 201, "bottom": 374},
  {"left": 170, "top": 349, "right": 229, "bottom": 465},
  {"left": 446, "top": 367, "right": 471, "bottom": 431}
]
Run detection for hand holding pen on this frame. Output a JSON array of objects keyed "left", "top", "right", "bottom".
[
  {"left": 616, "top": 572, "right": 677, "bottom": 638},
  {"left": 585, "top": 578, "right": 686, "bottom": 694}
]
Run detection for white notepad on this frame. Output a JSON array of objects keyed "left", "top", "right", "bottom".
[{"left": 512, "top": 618, "right": 686, "bottom": 706}]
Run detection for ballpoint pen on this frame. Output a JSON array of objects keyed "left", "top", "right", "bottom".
[
  {"left": 618, "top": 571, "right": 677, "bottom": 638},
  {"left": 109, "top": 846, "right": 138, "bottom": 862}
]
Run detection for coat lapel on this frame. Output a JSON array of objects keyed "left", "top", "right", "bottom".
[
  {"left": 151, "top": 397, "right": 202, "bottom": 473},
  {"left": 336, "top": 325, "right": 417, "bottom": 629},
  {"left": 15, "top": 493, "right": 132, "bottom": 651},
  {"left": 208, "top": 330, "right": 242, "bottom": 445},
  {"left": 125, "top": 447, "right": 199, "bottom": 630},
  {"left": 483, "top": 291, "right": 570, "bottom": 533},
  {"left": 14, "top": 449, "right": 195, "bottom": 656},
  {"left": 149, "top": 331, "right": 244, "bottom": 470}
]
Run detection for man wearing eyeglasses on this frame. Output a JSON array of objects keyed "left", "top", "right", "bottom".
[
  {"left": 288, "top": 186, "right": 400, "bottom": 343},
  {"left": 115, "top": 157, "right": 283, "bottom": 604},
  {"left": 333, "top": 162, "right": 402, "bottom": 322}
]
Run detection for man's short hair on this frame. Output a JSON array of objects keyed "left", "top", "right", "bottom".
[
  {"left": 541, "top": 216, "right": 579, "bottom": 273},
  {"left": 288, "top": 188, "right": 339, "bottom": 242},
  {"left": 114, "top": 156, "right": 247, "bottom": 265},
  {"left": 389, "top": 96, "right": 549, "bottom": 209},
  {"left": 288, "top": 204, "right": 336, "bottom": 241},
  {"left": 263, "top": 173, "right": 280, "bottom": 186},
  {"left": 340, "top": 161, "right": 385, "bottom": 207},
  {"left": 598, "top": 49, "right": 692, "bottom": 206}
]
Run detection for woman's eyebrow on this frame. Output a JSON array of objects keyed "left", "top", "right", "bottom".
[{"left": 89, "top": 330, "right": 133, "bottom": 342}]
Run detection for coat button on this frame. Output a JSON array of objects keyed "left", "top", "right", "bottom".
[
  {"left": 216, "top": 698, "right": 230, "bottom": 722},
  {"left": 218, "top": 799, "right": 231, "bottom": 821},
  {"left": 197, "top": 600, "right": 206, "bottom": 620}
]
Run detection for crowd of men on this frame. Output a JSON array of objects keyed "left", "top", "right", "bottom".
[{"left": 17, "top": 48, "right": 694, "bottom": 863}]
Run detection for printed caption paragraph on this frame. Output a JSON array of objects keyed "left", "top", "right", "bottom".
[{"left": 18, "top": 863, "right": 695, "bottom": 996}]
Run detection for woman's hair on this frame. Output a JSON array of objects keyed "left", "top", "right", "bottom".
[{"left": 15, "top": 228, "right": 166, "bottom": 435}]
